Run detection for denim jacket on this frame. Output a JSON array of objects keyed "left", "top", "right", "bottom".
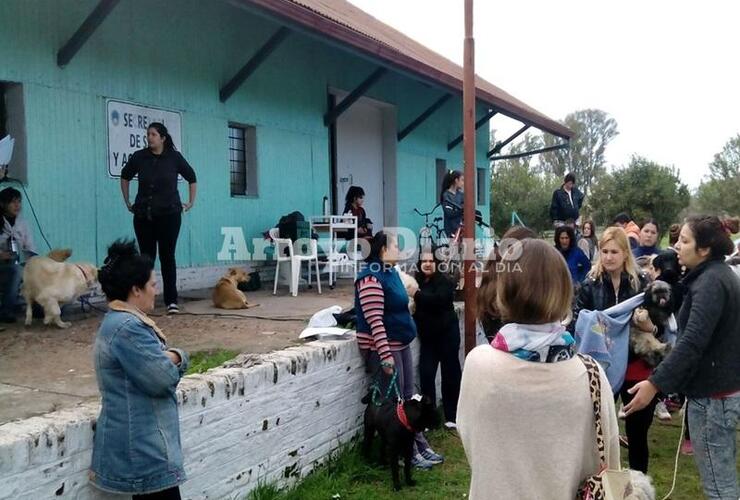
[{"left": 90, "top": 310, "right": 189, "bottom": 494}]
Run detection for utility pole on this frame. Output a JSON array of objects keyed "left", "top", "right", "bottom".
[{"left": 462, "top": 0, "right": 476, "bottom": 354}]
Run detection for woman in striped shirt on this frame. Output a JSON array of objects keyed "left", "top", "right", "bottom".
[{"left": 355, "top": 232, "right": 443, "bottom": 468}]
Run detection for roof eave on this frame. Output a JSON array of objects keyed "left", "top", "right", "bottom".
[{"left": 228, "top": 0, "right": 573, "bottom": 140}]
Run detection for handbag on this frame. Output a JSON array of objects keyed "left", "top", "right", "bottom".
[{"left": 576, "top": 354, "right": 639, "bottom": 500}]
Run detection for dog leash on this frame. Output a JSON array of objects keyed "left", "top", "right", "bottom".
[
  {"left": 371, "top": 364, "right": 402, "bottom": 407},
  {"left": 661, "top": 399, "right": 687, "bottom": 500}
]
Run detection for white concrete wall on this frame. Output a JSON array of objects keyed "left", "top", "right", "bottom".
[
  {"left": 0, "top": 338, "right": 368, "bottom": 500},
  {"left": 0, "top": 306, "right": 481, "bottom": 500}
]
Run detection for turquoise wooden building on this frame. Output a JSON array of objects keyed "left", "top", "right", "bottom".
[{"left": 0, "top": 0, "right": 570, "bottom": 289}]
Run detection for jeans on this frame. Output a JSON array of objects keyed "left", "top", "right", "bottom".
[
  {"left": 365, "top": 347, "right": 430, "bottom": 452},
  {"left": 0, "top": 262, "right": 22, "bottom": 316},
  {"left": 133, "top": 212, "right": 182, "bottom": 305},
  {"left": 688, "top": 394, "right": 740, "bottom": 500}
]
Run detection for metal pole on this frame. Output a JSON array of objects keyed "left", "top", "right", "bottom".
[{"left": 463, "top": 0, "right": 476, "bottom": 355}]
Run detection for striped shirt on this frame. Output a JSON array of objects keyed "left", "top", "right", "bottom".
[{"left": 356, "top": 276, "right": 406, "bottom": 360}]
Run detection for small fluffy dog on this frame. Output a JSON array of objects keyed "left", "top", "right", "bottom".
[
  {"left": 625, "top": 469, "right": 656, "bottom": 500},
  {"left": 362, "top": 392, "right": 439, "bottom": 491},
  {"left": 212, "top": 267, "right": 256, "bottom": 309},
  {"left": 397, "top": 269, "right": 418, "bottom": 314},
  {"left": 22, "top": 250, "right": 97, "bottom": 328},
  {"left": 630, "top": 280, "right": 674, "bottom": 367}
]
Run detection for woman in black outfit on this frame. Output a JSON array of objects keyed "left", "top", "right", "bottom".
[
  {"left": 413, "top": 249, "right": 462, "bottom": 429},
  {"left": 120, "top": 122, "right": 197, "bottom": 314}
]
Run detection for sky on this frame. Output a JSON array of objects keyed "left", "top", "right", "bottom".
[{"left": 348, "top": 0, "right": 740, "bottom": 188}]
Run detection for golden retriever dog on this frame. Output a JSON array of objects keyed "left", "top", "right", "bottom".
[
  {"left": 22, "top": 252, "right": 98, "bottom": 328},
  {"left": 212, "top": 267, "right": 256, "bottom": 309}
]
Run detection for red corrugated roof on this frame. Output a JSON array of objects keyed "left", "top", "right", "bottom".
[{"left": 233, "top": 0, "right": 572, "bottom": 139}]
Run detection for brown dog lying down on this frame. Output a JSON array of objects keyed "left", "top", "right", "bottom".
[
  {"left": 23, "top": 249, "right": 98, "bottom": 328},
  {"left": 212, "top": 267, "right": 258, "bottom": 309}
]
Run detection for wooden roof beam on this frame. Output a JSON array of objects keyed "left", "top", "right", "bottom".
[
  {"left": 397, "top": 94, "right": 452, "bottom": 141},
  {"left": 323, "top": 67, "right": 387, "bottom": 126},
  {"left": 447, "top": 108, "right": 497, "bottom": 150},
  {"left": 220, "top": 27, "right": 291, "bottom": 103},
  {"left": 57, "top": 0, "right": 121, "bottom": 67}
]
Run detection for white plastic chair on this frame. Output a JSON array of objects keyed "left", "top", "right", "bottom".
[{"left": 269, "top": 228, "right": 321, "bottom": 296}]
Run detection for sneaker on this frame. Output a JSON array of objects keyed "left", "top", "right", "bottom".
[
  {"left": 166, "top": 303, "right": 180, "bottom": 315},
  {"left": 410, "top": 453, "right": 434, "bottom": 470},
  {"left": 420, "top": 448, "right": 444, "bottom": 464},
  {"left": 655, "top": 401, "right": 672, "bottom": 421},
  {"left": 444, "top": 421, "right": 457, "bottom": 430},
  {"left": 680, "top": 439, "right": 693, "bottom": 456},
  {"left": 619, "top": 435, "right": 629, "bottom": 449}
]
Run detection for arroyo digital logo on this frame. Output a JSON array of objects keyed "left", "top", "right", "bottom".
[{"left": 215, "top": 226, "right": 516, "bottom": 263}]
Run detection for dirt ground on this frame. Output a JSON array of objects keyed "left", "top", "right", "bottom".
[{"left": 0, "top": 284, "right": 354, "bottom": 424}]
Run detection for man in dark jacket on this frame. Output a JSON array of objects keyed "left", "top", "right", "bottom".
[{"left": 550, "top": 173, "right": 585, "bottom": 227}]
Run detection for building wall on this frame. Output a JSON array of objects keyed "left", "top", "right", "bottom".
[{"left": 0, "top": 0, "right": 491, "bottom": 269}]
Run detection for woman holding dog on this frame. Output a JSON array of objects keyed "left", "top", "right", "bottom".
[
  {"left": 573, "top": 227, "right": 657, "bottom": 473},
  {"left": 120, "top": 122, "right": 197, "bottom": 315},
  {"left": 625, "top": 216, "right": 740, "bottom": 500},
  {"left": 90, "top": 240, "right": 189, "bottom": 499},
  {"left": 458, "top": 239, "right": 620, "bottom": 499},
  {"left": 413, "top": 250, "right": 461, "bottom": 429},
  {"left": 355, "top": 231, "right": 444, "bottom": 469}
]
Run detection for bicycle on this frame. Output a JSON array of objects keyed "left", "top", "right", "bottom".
[
  {"left": 438, "top": 200, "right": 495, "bottom": 288},
  {"left": 413, "top": 204, "right": 445, "bottom": 252}
]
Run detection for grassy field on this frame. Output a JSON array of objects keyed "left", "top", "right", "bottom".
[
  {"left": 185, "top": 349, "right": 240, "bottom": 375},
  {"left": 248, "top": 417, "right": 739, "bottom": 500}
]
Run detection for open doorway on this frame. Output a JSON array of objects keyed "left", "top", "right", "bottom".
[{"left": 329, "top": 91, "right": 396, "bottom": 230}]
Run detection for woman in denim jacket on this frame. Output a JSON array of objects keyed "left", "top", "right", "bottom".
[{"left": 90, "top": 240, "right": 189, "bottom": 499}]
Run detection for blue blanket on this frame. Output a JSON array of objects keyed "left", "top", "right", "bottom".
[{"left": 574, "top": 293, "right": 645, "bottom": 394}]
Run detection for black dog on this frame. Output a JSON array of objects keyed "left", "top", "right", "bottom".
[
  {"left": 652, "top": 249, "right": 684, "bottom": 311},
  {"left": 643, "top": 280, "right": 674, "bottom": 330},
  {"left": 631, "top": 280, "right": 674, "bottom": 367},
  {"left": 361, "top": 393, "right": 439, "bottom": 491}
]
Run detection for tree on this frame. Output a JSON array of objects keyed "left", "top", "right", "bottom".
[
  {"left": 490, "top": 133, "right": 560, "bottom": 234},
  {"left": 540, "top": 109, "right": 619, "bottom": 198},
  {"left": 589, "top": 155, "right": 690, "bottom": 235},
  {"left": 695, "top": 134, "right": 740, "bottom": 215}
]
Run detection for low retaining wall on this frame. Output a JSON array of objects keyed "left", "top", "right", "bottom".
[
  {"left": 0, "top": 306, "right": 482, "bottom": 499},
  {"left": 0, "top": 338, "right": 368, "bottom": 500}
]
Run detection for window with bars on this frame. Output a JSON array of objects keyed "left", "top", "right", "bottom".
[{"left": 229, "top": 124, "right": 257, "bottom": 197}]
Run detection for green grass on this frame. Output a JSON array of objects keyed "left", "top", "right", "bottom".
[
  {"left": 259, "top": 429, "right": 469, "bottom": 500},
  {"left": 252, "top": 418, "right": 738, "bottom": 500},
  {"left": 186, "top": 349, "right": 240, "bottom": 375}
]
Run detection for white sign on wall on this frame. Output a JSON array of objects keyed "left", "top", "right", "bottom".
[{"left": 106, "top": 99, "right": 182, "bottom": 178}]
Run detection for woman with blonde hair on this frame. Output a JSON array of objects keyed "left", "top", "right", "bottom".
[
  {"left": 459, "top": 239, "right": 619, "bottom": 499},
  {"left": 573, "top": 227, "right": 656, "bottom": 473}
]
